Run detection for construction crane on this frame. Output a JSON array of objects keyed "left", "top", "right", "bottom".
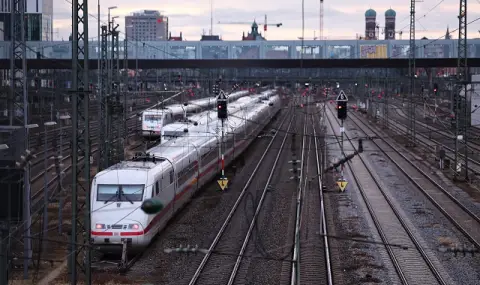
[
  {"left": 319, "top": 0, "right": 324, "bottom": 40},
  {"left": 217, "top": 15, "right": 282, "bottom": 37}
]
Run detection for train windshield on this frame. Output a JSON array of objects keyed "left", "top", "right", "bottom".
[
  {"left": 97, "top": 184, "right": 145, "bottom": 202},
  {"left": 144, "top": 114, "right": 163, "bottom": 122}
]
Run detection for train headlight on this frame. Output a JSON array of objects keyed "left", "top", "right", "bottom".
[
  {"left": 95, "top": 223, "right": 105, "bottom": 229},
  {"left": 129, "top": 224, "right": 140, "bottom": 230}
]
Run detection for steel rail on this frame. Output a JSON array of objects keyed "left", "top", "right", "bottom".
[
  {"left": 227, "top": 111, "right": 297, "bottom": 285},
  {"left": 325, "top": 106, "right": 447, "bottom": 285},
  {"left": 290, "top": 110, "right": 308, "bottom": 285},
  {"left": 350, "top": 111, "right": 480, "bottom": 249},
  {"left": 188, "top": 107, "right": 293, "bottom": 285},
  {"left": 311, "top": 113, "right": 333, "bottom": 285}
]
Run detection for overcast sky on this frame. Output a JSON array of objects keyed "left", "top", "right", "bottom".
[{"left": 53, "top": 0, "right": 480, "bottom": 41}]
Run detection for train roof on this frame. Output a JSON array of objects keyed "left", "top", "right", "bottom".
[
  {"left": 101, "top": 94, "right": 280, "bottom": 173},
  {"left": 93, "top": 158, "right": 168, "bottom": 184},
  {"left": 140, "top": 90, "right": 274, "bottom": 118},
  {"left": 147, "top": 135, "right": 214, "bottom": 162},
  {"left": 161, "top": 94, "right": 267, "bottom": 139}
]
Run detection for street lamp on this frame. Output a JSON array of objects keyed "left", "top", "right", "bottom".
[
  {"left": 97, "top": 0, "right": 102, "bottom": 98},
  {"left": 57, "top": 115, "right": 70, "bottom": 234},
  {"left": 16, "top": 123, "right": 38, "bottom": 278},
  {"left": 108, "top": 6, "right": 117, "bottom": 30},
  {"left": 108, "top": 6, "right": 118, "bottom": 89},
  {"left": 42, "top": 121, "right": 57, "bottom": 253}
]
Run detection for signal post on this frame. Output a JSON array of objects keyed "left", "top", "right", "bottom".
[
  {"left": 336, "top": 90, "right": 348, "bottom": 192},
  {"left": 215, "top": 82, "right": 229, "bottom": 191}
]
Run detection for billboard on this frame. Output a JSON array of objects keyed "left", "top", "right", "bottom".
[
  {"left": 360, "top": 44, "right": 388, "bottom": 59},
  {"left": 424, "top": 44, "right": 450, "bottom": 58},
  {"left": 327, "top": 45, "right": 353, "bottom": 59}
]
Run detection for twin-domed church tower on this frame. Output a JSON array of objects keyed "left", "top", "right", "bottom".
[{"left": 364, "top": 8, "right": 396, "bottom": 40}]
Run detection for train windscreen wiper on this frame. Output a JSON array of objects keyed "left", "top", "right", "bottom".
[
  {"left": 103, "top": 192, "right": 118, "bottom": 204},
  {"left": 119, "top": 191, "right": 134, "bottom": 204}
]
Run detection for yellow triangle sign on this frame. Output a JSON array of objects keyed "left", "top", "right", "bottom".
[
  {"left": 337, "top": 180, "right": 348, "bottom": 192},
  {"left": 218, "top": 178, "right": 229, "bottom": 191}
]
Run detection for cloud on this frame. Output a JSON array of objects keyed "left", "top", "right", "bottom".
[{"left": 51, "top": 0, "right": 480, "bottom": 41}]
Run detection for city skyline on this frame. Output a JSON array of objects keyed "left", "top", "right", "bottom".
[{"left": 50, "top": 0, "right": 480, "bottom": 41}]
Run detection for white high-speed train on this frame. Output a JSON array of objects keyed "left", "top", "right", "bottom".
[
  {"left": 90, "top": 94, "right": 281, "bottom": 254},
  {"left": 160, "top": 93, "right": 273, "bottom": 141},
  {"left": 141, "top": 90, "right": 252, "bottom": 138}
]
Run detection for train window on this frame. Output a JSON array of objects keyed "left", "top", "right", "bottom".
[
  {"left": 144, "top": 115, "right": 162, "bottom": 121},
  {"left": 97, "top": 185, "right": 119, "bottom": 202},
  {"left": 97, "top": 184, "right": 145, "bottom": 202},
  {"left": 119, "top": 185, "right": 145, "bottom": 202},
  {"left": 169, "top": 170, "right": 174, "bottom": 184},
  {"left": 155, "top": 181, "right": 160, "bottom": 195}
]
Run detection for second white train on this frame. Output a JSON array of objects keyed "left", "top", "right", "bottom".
[{"left": 90, "top": 92, "right": 281, "bottom": 254}]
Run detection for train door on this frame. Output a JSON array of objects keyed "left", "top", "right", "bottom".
[
  {"left": 163, "top": 112, "right": 173, "bottom": 125},
  {"left": 155, "top": 164, "right": 176, "bottom": 230},
  {"left": 169, "top": 166, "right": 178, "bottom": 215},
  {"left": 192, "top": 146, "right": 200, "bottom": 193}
]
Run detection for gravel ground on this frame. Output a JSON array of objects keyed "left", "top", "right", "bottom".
[
  {"left": 125, "top": 106, "right": 290, "bottom": 284},
  {"left": 232, "top": 106, "right": 303, "bottom": 285},
  {"left": 323, "top": 107, "right": 399, "bottom": 285},
  {"left": 351, "top": 110, "right": 480, "bottom": 284},
  {"left": 297, "top": 113, "right": 328, "bottom": 285}
]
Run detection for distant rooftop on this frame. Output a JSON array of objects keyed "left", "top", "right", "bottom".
[
  {"left": 131, "top": 10, "right": 163, "bottom": 17},
  {"left": 201, "top": 35, "right": 222, "bottom": 41}
]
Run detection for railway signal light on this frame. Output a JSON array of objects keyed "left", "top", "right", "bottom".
[
  {"left": 217, "top": 100, "right": 227, "bottom": 119},
  {"left": 433, "top": 83, "right": 439, "bottom": 95},
  {"left": 337, "top": 101, "right": 347, "bottom": 120}
]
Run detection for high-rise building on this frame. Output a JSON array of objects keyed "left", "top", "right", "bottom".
[
  {"left": 384, "top": 9, "right": 396, "bottom": 40},
  {"left": 364, "top": 9, "right": 377, "bottom": 40},
  {"left": 125, "top": 10, "right": 168, "bottom": 41},
  {"left": 0, "top": 0, "right": 53, "bottom": 41}
]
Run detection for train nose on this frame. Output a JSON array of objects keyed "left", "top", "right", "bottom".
[
  {"left": 91, "top": 219, "right": 146, "bottom": 253},
  {"left": 92, "top": 219, "right": 144, "bottom": 235}
]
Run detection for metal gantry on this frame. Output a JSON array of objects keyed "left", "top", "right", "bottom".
[
  {"left": 71, "top": 0, "right": 91, "bottom": 284},
  {"left": 407, "top": 0, "right": 416, "bottom": 146},
  {"left": 454, "top": 0, "right": 469, "bottom": 181},
  {"left": 383, "top": 77, "right": 389, "bottom": 129},
  {"left": 10, "top": 0, "right": 31, "bottom": 278},
  {"left": 108, "top": 28, "right": 125, "bottom": 164},
  {"left": 123, "top": 37, "right": 129, "bottom": 147},
  {"left": 99, "top": 25, "right": 109, "bottom": 171}
]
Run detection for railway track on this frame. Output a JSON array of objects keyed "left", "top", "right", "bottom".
[
  {"left": 349, "top": 110, "right": 480, "bottom": 250},
  {"left": 28, "top": 101, "right": 150, "bottom": 163},
  {"left": 292, "top": 106, "right": 334, "bottom": 285},
  {"left": 188, "top": 104, "right": 295, "bottom": 285},
  {"left": 384, "top": 106, "right": 480, "bottom": 176},
  {"left": 392, "top": 103, "right": 480, "bottom": 148},
  {"left": 325, "top": 104, "right": 449, "bottom": 285},
  {"left": 298, "top": 112, "right": 333, "bottom": 285}
]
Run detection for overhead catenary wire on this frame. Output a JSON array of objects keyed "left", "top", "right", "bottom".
[
  {"left": 398, "top": 0, "right": 446, "bottom": 32},
  {"left": 8, "top": 2, "right": 478, "bottom": 271}
]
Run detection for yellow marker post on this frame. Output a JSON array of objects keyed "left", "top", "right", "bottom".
[
  {"left": 218, "top": 177, "right": 229, "bottom": 191},
  {"left": 337, "top": 180, "right": 348, "bottom": 192}
]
